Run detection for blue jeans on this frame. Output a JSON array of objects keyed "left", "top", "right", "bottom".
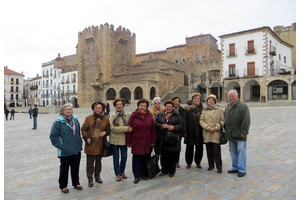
[
  {"left": 112, "top": 144, "right": 127, "bottom": 176},
  {"left": 229, "top": 141, "right": 247, "bottom": 173},
  {"left": 33, "top": 117, "right": 37, "bottom": 129}
]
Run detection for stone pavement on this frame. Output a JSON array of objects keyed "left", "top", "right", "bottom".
[{"left": 4, "top": 105, "right": 296, "bottom": 200}]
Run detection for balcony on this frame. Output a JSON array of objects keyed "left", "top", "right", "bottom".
[
  {"left": 53, "top": 85, "right": 56, "bottom": 90},
  {"left": 245, "top": 46, "right": 256, "bottom": 55},
  {"left": 66, "top": 79, "right": 70, "bottom": 84},
  {"left": 61, "top": 80, "right": 65, "bottom": 84},
  {"left": 71, "top": 78, "right": 76, "bottom": 83},
  {"left": 270, "top": 46, "right": 276, "bottom": 56},
  {"left": 226, "top": 48, "right": 237, "bottom": 57},
  {"left": 244, "top": 68, "right": 259, "bottom": 77},
  {"left": 91, "top": 80, "right": 104, "bottom": 91},
  {"left": 30, "top": 85, "right": 38, "bottom": 90},
  {"left": 11, "top": 81, "right": 14, "bottom": 85},
  {"left": 224, "top": 70, "right": 239, "bottom": 78}
]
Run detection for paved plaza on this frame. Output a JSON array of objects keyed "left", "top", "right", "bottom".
[{"left": 4, "top": 105, "right": 296, "bottom": 200}]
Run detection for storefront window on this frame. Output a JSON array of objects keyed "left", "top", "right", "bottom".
[{"left": 267, "top": 80, "right": 288, "bottom": 100}]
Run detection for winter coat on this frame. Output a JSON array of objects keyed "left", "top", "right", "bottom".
[
  {"left": 183, "top": 103, "right": 203, "bottom": 145},
  {"left": 50, "top": 115, "right": 82, "bottom": 157},
  {"left": 32, "top": 108, "right": 38, "bottom": 117},
  {"left": 109, "top": 111, "right": 131, "bottom": 145},
  {"left": 155, "top": 110, "right": 184, "bottom": 152},
  {"left": 81, "top": 114, "right": 111, "bottom": 155},
  {"left": 5, "top": 109, "right": 9, "bottom": 115},
  {"left": 126, "top": 109, "right": 156, "bottom": 155},
  {"left": 224, "top": 100, "right": 250, "bottom": 141},
  {"left": 10, "top": 109, "right": 15, "bottom": 115},
  {"left": 199, "top": 105, "right": 225, "bottom": 144}
]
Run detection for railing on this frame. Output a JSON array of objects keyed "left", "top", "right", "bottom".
[
  {"left": 245, "top": 46, "right": 256, "bottom": 55},
  {"left": 71, "top": 78, "right": 76, "bottom": 83},
  {"left": 243, "top": 68, "right": 259, "bottom": 77},
  {"left": 270, "top": 46, "right": 276, "bottom": 56},
  {"left": 61, "top": 80, "right": 65, "bottom": 84},
  {"left": 226, "top": 48, "right": 237, "bottom": 57},
  {"left": 224, "top": 70, "right": 239, "bottom": 78},
  {"left": 66, "top": 79, "right": 70, "bottom": 84},
  {"left": 30, "top": 85, "right": 38, "bottom": 90}
]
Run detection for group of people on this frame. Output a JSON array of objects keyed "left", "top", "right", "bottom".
[
  {"left": 49, "top": 89, "right": 250, "bottom": 194},
  {"left": 4, "top": 108, "right": 15, "bottom": 120}
]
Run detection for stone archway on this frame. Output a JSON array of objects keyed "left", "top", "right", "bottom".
[
  {"left": 150, "top": 87, "right": 156, "bottom": 100},
  {"left": 243, "top": 80, "right": 260, "bottom": 102},
  {"left": 226, "top": 81, "right": 240, "bottom": 99},
  {"left": 107, "top": 88, "right": 116, "bottom": 100},
  {"left": 134, "top": 87, "right": 143, "bottom": 100},
  {"left": 267, "top": 80, "right": 288, "bottom": 100},
  {"left": 209, "top": 81, "right": 222, "bottom": 102}
]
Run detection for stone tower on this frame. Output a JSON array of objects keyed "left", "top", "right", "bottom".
[{"left": 77, "top": 23, "right": 136, "bottom": 107}]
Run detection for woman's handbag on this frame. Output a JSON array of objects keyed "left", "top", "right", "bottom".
[
  {"left": 146, "top": 152, "right": 160, "bottom": 179},
  {"left": 219, "top": 123, "right": 227, "bottom": 145},
  {"left": 164, "top": 131, "right": 179, "bottom": 144},
  {"left": 101, "top": 136, "right": 113, "bottom": 157}
]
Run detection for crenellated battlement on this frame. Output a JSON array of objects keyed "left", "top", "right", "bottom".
[{"left": 78, "top": 22, "right": 135, "bottom": 38}]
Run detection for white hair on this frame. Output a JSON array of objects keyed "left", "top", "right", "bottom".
[
  {"left": 228, "top": 89, "right": 238, "bottom": 97},
  {"left": 59, "top": 103, "right": 73, "bottom": 115},
  {"left": 152, "top": 97, "right": 161, "bottom": 104}
]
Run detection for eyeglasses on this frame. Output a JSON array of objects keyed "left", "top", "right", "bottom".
[
  {"left": 154, "top": 102, "right": 161, "bottom": 104},
  {"left": 64, "top": 108, "right": 72, "bottom": 111}
]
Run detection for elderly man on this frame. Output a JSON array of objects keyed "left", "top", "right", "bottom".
[{"left": 224, "top": 90, "right": 250, "bottom": 177}]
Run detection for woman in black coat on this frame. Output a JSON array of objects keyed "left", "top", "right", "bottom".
[
  {"left": 155, "top": 100, "right": 184, "bottom": 177},
  {"left": 183, "top": 93, "right": 204, "bottom": 169}
]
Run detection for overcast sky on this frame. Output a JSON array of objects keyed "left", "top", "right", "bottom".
[{"left": 2, "top": 0, "right": 296, "bottom": 79}]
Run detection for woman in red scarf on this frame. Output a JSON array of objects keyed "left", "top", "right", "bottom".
[{"left": 126, "top": 99, "right": 156, "bottom": 184}]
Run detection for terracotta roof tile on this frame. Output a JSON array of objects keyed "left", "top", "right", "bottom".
[{"left": 4, "top": 68, "right": 24, "bottom": 76}]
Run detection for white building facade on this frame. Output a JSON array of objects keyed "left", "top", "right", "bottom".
[
  {"left": 28, "top": 75, "right": 42, "bottom": 106},
  {"left": 219, "top": 26, "right": 296, "bottom": 102},
  {"left": 4, "top": 66, "right": 25, "bottom": 107}
]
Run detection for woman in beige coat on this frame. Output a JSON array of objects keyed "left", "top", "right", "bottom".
[
  {"left": 110, "top": 98, "right": 131, "bottom": 181},
  {"left": 199, "top": 94, "right": 225, "bottom": 173}
]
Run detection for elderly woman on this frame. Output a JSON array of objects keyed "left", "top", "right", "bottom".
[
  {"left": 50, "top": 103, "right": 83, "bottom": 193},
  {"left": 126, "top": 98, "right": 156, "bottom": 184},
  {"left": 171, "top": 96, "right": 185, "bottom": 168},
  {"left": 155, "top": 100, "right": 184, "bottom": 177},
  {"left": 183, "top": 93, "right": 204, "bottom": 169},
  {"left": 110, "top": 98, "right": 131, "bottom": 181},
  {"left": 81, "top": 101, "right": 110, "bottom": 187},
  {"left": 200, "top": 94, "right": 225, "bottom": 173},
  {"left": 150, "top": 97, "right": 164, "bottom": 157}
]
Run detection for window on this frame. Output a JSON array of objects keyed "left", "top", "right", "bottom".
[
  {"left": 188, "top": 40, "right": 193, "bottom": 46},
  {"left": 73, "top": 85, "right": 76, "bottom": 93},
  {"left": 16, "top": 94, "right": 18, "bottom": 100},
  {"left": 284, "top": 56, "right": 286, "bottom": 63},
  {"left": 195, "top": 39, "right": 200, "bottom": 45},
  {"left": 229, "top": 43, "right": 235, "bottom": 56},
  {"left": 16, "top": 78, "right": 19, "bottom": 85},
  {"left": 11, "top": 78, "right": 14, "bottom": 84},
  {"left": 247, "top": 62, "right": 255, "bottom": 76},
  {"left": 202, "top": 38, "right": 206, "bottom": 44},
  {"left": 247, "top": 40, "right": 254, "bottom": 53},
  {"left": 279, "top": 54, "right": 281, "bottom": 60},
  {"left": 175, "top": 60, "right": 178, "bottom": 63},
  {"left": 11, "top": 86, "right": 14, "bottom": 92},
  {"left": 195, "top": 53, "right": 200, "bottom": 62},
  {"left": 229, "top": 64, "right": 236, "bottom": 77},
  {"left": 16, "top": 87, "right": 19, "bottom": 92},
  {"left": 11, "top": 94, "right": 13, "bottom": 100}
]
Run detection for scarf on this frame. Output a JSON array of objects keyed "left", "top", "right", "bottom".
[
  {"left": 205, "top": 104, "right": 218, "bottom": 111},
  {"left": 162, "top": 110, "right": 173, "bottom": 124},
  {"left": 138, "top": 110, "right": 147, "bottom": 119},
  {"left": 113, "top": 110, "right": 128, "bottom": 126},
  {"left": 64, "top": 115, "right": 76, "bottom": 135},
  {"left": 185, "top": 102, "right": 203, "bottom": 119}
]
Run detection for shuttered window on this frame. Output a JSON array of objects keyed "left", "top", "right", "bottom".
[
  {"left": 248, "top": 40, "right": 254, "bottom": 53},
  {"left": 229, "top": 43, "right": 235, "bottom": 56}
]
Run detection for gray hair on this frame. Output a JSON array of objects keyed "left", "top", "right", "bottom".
[
  {"left": 228, "top": 89, "right": 238, "bottom": 97},
  {"left": 152, "top": 97, "right": 161, "bottom": 104},
  {"left": 59, "top": 103, "right": 73, "bottom": 115}
]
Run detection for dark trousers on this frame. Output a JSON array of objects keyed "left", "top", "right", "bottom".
[
  {"left": 86, "top": 154, "right": 102, "bottom": 182},
  {"left": 5, "top": 114, "right": 8, "bottom": 120},
  {"left": 205, "top": 142, "right": 222, "bottom": 169},
  {"left": 59, "top": 152, "right": 81, "bottom": 189},
  {"left": 132, "top": 154, "right": 150, "bottom": 179},
  {"left": 185, "top": 144, "right": 203, "bottom": 165},
  {"left": 10, "top": 114, "right": 14, "bottom": 120},
  {"left": 161, "top": 150, "right": 178, "bottom": 174}
]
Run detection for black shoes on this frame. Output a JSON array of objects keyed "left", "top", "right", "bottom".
[
  {"left": 238, "top": 172, "right": 246, "bottom": 177},
  {"left": 159, "top": 172, "right": 166, "bottom": 176},
  {"left": 88, "top": 182, "right": 93, "bottom": 187},
  {"left": 96, "top": 178, "right": 103, "bottom": 183},
  {"left": 169, "top": 173, "right": 174, "bottom": 177},
  {"left": 133, "top": 178, "right": 140, "bottom": 184},
  {"left": 74, "top": 185, "right": 82, "bottom": 190},
  {"left": 227, "top": 169, "right": 239, "bottom": 173}
]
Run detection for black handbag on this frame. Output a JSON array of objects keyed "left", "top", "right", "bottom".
[
  {"left": 164, "top": 131, "right": 179, "bottom": 144},
  {"left": 101, "top": 136, "right": 113, "bottom": 157},
  {"left": 219, "top": 123, "right": 227, "bottom": 145},
  {"left": 146, "top": 154, "right": 160, "bottom": 179}
]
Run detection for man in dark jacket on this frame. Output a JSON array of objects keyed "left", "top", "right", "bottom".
[
  {"left": 5, "top": 108, "right": 9, "bottom": 121},
  {"left": 32, "top": 104, "right": 38, "bottom": 130},
  {"left": 10, "top": 109, "right": 15, "bottom": 120},
  {"left": 224, "top": 90, "right": 250, "bottom": 178}
]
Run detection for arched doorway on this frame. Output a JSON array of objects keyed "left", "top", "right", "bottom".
[
  {"left": 209, "top": 82, "right": 222, "bottom": 102},
  {"left": 107, "top": 88, "right": 116, "bottom": 100},
  {"left": 71, "top": 97, "right": 78, "bottom": 108},
  {"left": 134, "top": 87, "right": 143, "bottom": 100},
  {"left": 120, "top": 87, "right": 131, "bottom": 104},
  {"left": 195, "top": 83, "right": 206, "bottom": 101},
  {"left": 267, "top": 80, "right": 288, "bottom": 100},
  {"left": 292, "top": 81, "right": 296, "bottom": 100},
  {"left": 150, "top": 87, "right": 156, "bottom": 100},
  {"left": 244, "top": 80, "right": 260, "bottom": 102}
]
